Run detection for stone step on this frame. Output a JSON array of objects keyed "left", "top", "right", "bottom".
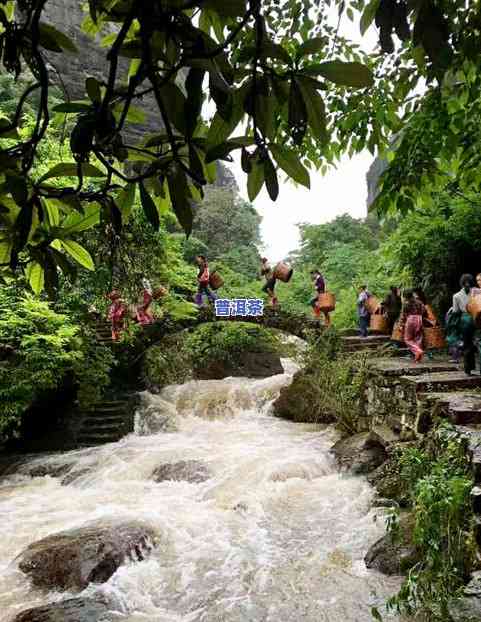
[
  {"left": 81, "top": 414, "right": 128, "bottom": 424},
  {"left": 371, "top": 358, "right": 459, "bottom": 379},
  {"left": 342, "top": 335, "right": 391, "bottom": 346},
  {"left": 81, "top": 423, "right": 127, "bottom": 435},
  {"left": 81, "top": 404, "right": 128, "bottom": 414},
  {"left": 420, "top": 392, "right": 481, "bottom": 425},
  {"left": 77, "top": 432, "right": 124, "bottom": 445},
  {"left": 400, "top": 371, "right": 481, "bottom": 394}
]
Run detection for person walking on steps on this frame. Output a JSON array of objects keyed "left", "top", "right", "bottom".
[
  {"left": 136, "top": 277, "right": 155, "bottom": 325},
  {"left": 195, "top": 255, "right": 217, "bottom": 307},
  {"left": 357, "top": 285, "right": 371, "bottom": 338},
  {"left": 107, "top": 289, "right": 127, "bottom": 341},
  {"left": 449, "top": 274, "right": 477, "bottom": 375},
  {"left": 310, "top": 269, "right": 330, "bottom": 326},
  {"left": 261, "top": 257, "right": 278, "bottom": 307},
  {"left": 400, "top": 289, "right": 426, "bottom": 363},
  {"left": 382, "top": 286, "right": 402, "bottom": 334}
]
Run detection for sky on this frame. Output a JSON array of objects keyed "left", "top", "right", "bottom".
[{"left": 228, "top": 151, "right": 374, "bottom": 261}]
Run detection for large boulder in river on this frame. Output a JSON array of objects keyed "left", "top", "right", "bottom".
[
  {"left": 364, "top": 513, "right": 418, "bottom": 575},
  {"left": 331, "top": 431, "right": 388, "bottom": 474},
  {"left": 17, "top": 520, "right": 157, "bottom": 592},
  {"left": 272, "top": 370, "right": 336, "bottom": 424},
  {"left": 152, "top": 460, "right": 211, "bottom": 483},
  {"left": 195, "top": 350, "right": 283, "bottom": 380},
  {"left": 12, "top": 598, "right": 112, "bottom": 622}
]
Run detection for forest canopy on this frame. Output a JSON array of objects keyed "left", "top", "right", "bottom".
[{"left": 0, "top": 0, "right": 477, "bottom": 294}]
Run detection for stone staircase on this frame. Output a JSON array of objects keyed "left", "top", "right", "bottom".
[
  {"left": 76, "top": 398, "right": 137, "bottom": 448},
  {"left": 95, "top": 320, "right": 113, "bottom": 345}
]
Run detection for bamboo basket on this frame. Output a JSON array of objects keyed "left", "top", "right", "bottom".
[
  {"left": 273, "top": 261, "right": 293, "bottom": 283},
  {"left": 209, "top": 271, "right": 224, "bottom": 290},
  {"left": 468, "top": 295, "right": 481, "bottom": 328},
  {"left": 423, "top": 326, "right": 446, "bottom": 350},
  {"left": 370, "top": 313, "right": 390, "bottom": 334},
  {"left": 365, "top": 295, "right": 381, "bottom": 315},
  {"left": 153, "top": 286, "right": 167, "bottom": 300},
  {"left": 424, "top": 304, "right": 438, "bottom": 327},
  {"left": 392, "top": 321, "right": 403, "bottom": 342},
  {"left": 317, "top": 292, "right": 336, "bottom": 313}
]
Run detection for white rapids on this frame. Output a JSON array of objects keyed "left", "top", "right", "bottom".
[{"left": 0, "top": 358, "right": 402, "bottom": 621}]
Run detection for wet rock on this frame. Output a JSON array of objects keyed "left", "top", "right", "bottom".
[
  {"left": 0, "top": 456, "right": 72, "bottom": 480},
  {"left": 152, "top": 460, "right": 210, "bottom": 483},
  {"left": 331, "top": 432, "right": 388, "bottom": 475},
  {"left": 195, "top": 350, "right": 283, "bottom": 380},
  {"left": 367, "top": 442, "right": 417, "bottom": 506},
  {"left": 12, "top": 597, "right": 112, "bottom": 622},
  {"left": 272, "top": 370, "right": 336, "bottom": 424},
  {"left": 61, "top": 468, "right": 92, "bottom": 486},
  {"left": 364, "top": 513, "right": 418, "bottom": 575},
  {"left": 448, "top": 571, "right": 481, "bottom": 621},
  {"left": 17, "top": 520, "right": 157, "bottom": 592}
]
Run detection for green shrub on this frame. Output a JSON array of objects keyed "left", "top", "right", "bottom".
[
  {"left": 184, "top": 321, "right": 281, "bottom": 368},
  {"left": 144, "top": 334, "right": 193, "bottom": 389},
  {"left": 0, "top": 287, "right": 114, "bottom": 437},
  {"left": 274, "top": 328, "right": 372, "bottom": 433},
  {"left": 383, "top": 425, "right": 475, "bottom": 621}
]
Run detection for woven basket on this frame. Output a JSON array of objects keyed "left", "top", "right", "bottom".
[
  {"left": 153, "top": 286, "right": 167, "bottom": 300},
  {"left": 423, "top": 326, "right": 446, "bottom": 350},
  {"left": 370, "top": 314, "right": 390, "bottom": 334},
  {"left": 317, "top": 292, "right": 336, "bottom": 312},
  {"left": 365, "top": 295, "right": 381, "bottom": 315},
  {"left": 209, "top": 271, "right": 224, "bottom": 290},
  {"left": 392, "top": 321, "right": 403, "bottom": 342},
  {"left": 273, "top": 261, "right": 293, "bottom": 283},
  {"left": 468, "top": 295, "right": 481, "bottom": 328},
  {"left": 424, "top": 304, "right": 438, "bottom": 327}
]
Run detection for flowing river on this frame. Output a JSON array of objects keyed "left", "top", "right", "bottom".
[{"left": 0, "top": 359, "right": 401, "bottom": 621}]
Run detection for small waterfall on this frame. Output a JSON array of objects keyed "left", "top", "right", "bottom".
[{"left": 0, "top": 360, "right": 401, "bottom": 621}]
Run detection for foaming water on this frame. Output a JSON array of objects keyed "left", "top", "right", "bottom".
[{"left": 0, "top": 359, "right": 402, "bottom": 621}]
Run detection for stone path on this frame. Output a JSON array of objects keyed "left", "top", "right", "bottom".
[
  {"left": 76, "top": 399, "right": 136, "bottom": 448},
  {"left": 341, "top": 331, "right": 481, "bottom": 534}
]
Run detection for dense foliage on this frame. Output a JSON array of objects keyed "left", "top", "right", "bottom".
[
  {"left": 381, "top": 425, "right": 475, "bottom": 621},
  {"left": 0, "top": 0, "right": 476, "bottom": 293},
  {"left": 0, "top": 282, "right": 114, "bottom": 437}
]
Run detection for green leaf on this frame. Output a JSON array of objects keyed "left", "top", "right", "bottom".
[
  {"left": 41, "top": 198, "right": 60, "bottom": 227},
  {"left": 61, "top": 203, "right": 100, "bottom": 235},
  {"left": 167, "top": 167, "right": 193, "bottom": 236},
  {"left": 361, "top": 0, "right": 381, "bottom": 36},
  {"left": 38, "top": 163, "right": 105, "bottom": 184},
  {"left": 59, "top": 239, "right": 95, "bottom": 270},
  {"left": 26, "top": 262, "right": 45, "bottom": 295},
  {"left": 314, "top": 61, "right": 374, "bottom": 88},
  {"left": 247, "top": 158, "right": 265, "bottom": 201},
  {"left": 115, "top": 183, "right": 136, "bottom": 219},
  {"left": 264, "top": 156, "right": 279, "bottom": 201},
  {"left": 53, "top": 102, "right": 92, "bottom": 113},
  {"left": 39, "top": 22, "right": 78, "bottom": 53},
  {"left": 206, "top": 82, "right": 249, "bottom": 147},
  {"left": 159, "top": 82, "right": 187, "bottom": 134},
  {"left": 85, "top": 77, "right": 102, "bottom": 103},
  {"left": 296, "top": 37, "right": 326, "bottom": 59},
  {"left": 202, "top": 0, "right": 246, "bottom": 17},
  {"left": 113, "top": 103, "right": 145, "bottom": 124},
  {"left": 270, "top": 144, "right": 310, "bottom": 188},
  {"left": 185, "top": 67, "right": 205, "bottom": 138},
  {"left": 296, "top": 77, "right": 328, "bottom": 143},
  {"left": 139, "top": 181, "right": 160, "bottom": 230}
]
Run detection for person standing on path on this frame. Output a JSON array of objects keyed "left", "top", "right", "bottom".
[
  {"left": 450, "top": 274, "right": 477, "bottom": 374},
  {"left": 357, "top": 285, "right": 371, "bottom": 338},
  {"left": 136, "top": 277, "right": 155, "bottom": 325},
  {"left": 261, "top": 257, "right": 278, "bottom": 307},
  {"left": 107, "top": 290, "right": 127, "bottom": 341}
]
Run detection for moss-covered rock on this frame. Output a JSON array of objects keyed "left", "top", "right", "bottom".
[
  {"left": 364, "top": 513, "right": 419, "bottom": 575},
  {"left": 272, "top": 370, "right": 336, "bottom": 424},
  {"left": 331, "top": 431, "right": 388, "bottom": 474}
]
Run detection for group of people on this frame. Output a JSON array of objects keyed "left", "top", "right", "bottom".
[
  {"left": 107, "top": 278, "right": 160, "bottom": 340},
  {"left": 354, "top": 274, "right": 481, "bottom": 371}
]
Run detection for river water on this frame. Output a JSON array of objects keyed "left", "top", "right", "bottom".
[{"left": 0, "top": 359, "right": 401, "bottom": 621}]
